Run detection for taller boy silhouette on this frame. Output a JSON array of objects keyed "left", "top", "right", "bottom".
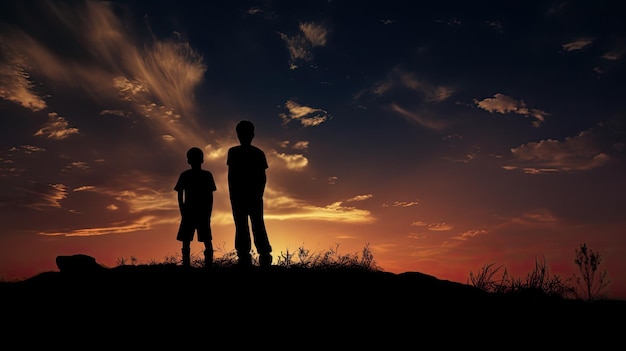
[{"left": 227, "top": 120, "right": 272, "bottom": 267}]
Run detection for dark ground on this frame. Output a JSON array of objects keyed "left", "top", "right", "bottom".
[{"left": 1, "top": 264, "right": 624, "bottom": 348}]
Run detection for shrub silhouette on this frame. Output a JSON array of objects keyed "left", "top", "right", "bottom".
[
  {"left": 469, "top": 244, "right": 612, "bottom": 301},
  {"left": 468, "top": 257, "right": 571, "bottom": 299},
  {"left": 573, "top": 243, "right": 610, "bottom": 301}
]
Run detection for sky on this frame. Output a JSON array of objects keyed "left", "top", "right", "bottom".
[{"left": 1, "top": 0, "right": 625, "bottom": 299}]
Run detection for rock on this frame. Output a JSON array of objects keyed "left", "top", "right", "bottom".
[{"left": 56, "top": 254, "right": 104, "bottom": 274}]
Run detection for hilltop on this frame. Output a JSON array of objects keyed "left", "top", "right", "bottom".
[{"left": 1, "top": 260, "right": 623, "bottom": 348}]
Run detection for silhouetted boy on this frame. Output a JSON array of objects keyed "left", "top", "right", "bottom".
[
  {"left": 227, "top": 120, "right": 272, "bottom": 267},
  {"left": 175, "top": 147, "right": 217, "bottom": 268}
]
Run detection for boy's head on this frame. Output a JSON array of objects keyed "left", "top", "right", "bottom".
[
  {"left": 236, "top": 120, "right": 255, "bottom": 145},
  {"left": 186, "top": 147, "right": 204, "bottom": 166}
]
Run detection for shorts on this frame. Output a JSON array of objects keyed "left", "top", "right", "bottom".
[{"left": 177, "top": 215, "right": 212, "bottom": 242}]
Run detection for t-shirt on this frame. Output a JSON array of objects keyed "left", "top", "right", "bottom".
[
  {"left": 227, "top": 144, "right": 268, "bottom": 199},
  {"left": 174, "top": 168, "right": 217, "bottom": 212}
]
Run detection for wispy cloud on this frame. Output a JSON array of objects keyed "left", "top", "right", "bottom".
[
  {"left": 0, "top": 57, "right": 47, "bottom": 111},
  {"left": 355, "top": 67, "right": 454, "bottom": 129},
  {"left": 391, "top": 103, "right": 449, "bottom": 130},
  {"left": 510, "top": 209, "right": 559, "bottom": 225},
  {"left": 279, "top": 100, "right": 330, "bottom": 127},
  {"left": 0, "top": 1, "right": 207, "bottom": 148},
  {"left": 278, "top": 21, "right": 330, "bottom": 69},
  {"left": 274, "top": 151, "right": 309, "bottom": 170},
  {"left": 34, "top": 113, "right": 79, "bottom": 140},
  {"left": 263, "top": 189, "right": 375, "bottom": 223},
  {"left": 346, "top": 194, "right": 373, "bottom": 202},
  {"left": 427, "top": 222, "right": 454, "bottom": 231},
  {"left": 383, "top": 200, "right": 419, "bottom": 208},
  {"left": 505, "top": 129, "right": 610, "bottom": 173},
  {"left": 602, "top": 43, "right": 626, "bottom": 61},
  {"left": 38, "top": 215, "right": 158, "bottom": 237},
  {"left": 474, "top": 93, "right": 548, "bottom": 127},
  {"left": 24, "top": 182, "right": 68, "bottom": 210},
  {"left": 300, "top": 22, "right": 329, "bottom": 47},
  {"left": 365, "top": 67, "right": 454, "bottom": 102},
  {"left": 292, "top": 141, "right": 309, "bottom": 150},
  {"left": 561, "top": 37, "right": 594, "bottom": 52},
  {"left": 452, "top": 229, "right": 488, "bottom": 241}
]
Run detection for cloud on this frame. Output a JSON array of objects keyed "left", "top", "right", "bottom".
[
  {"left": 453, "top": 229, "right": 488, "bottom": 241},
  {"left": 0, "top": 145, "right": 46, "bottom": 178},
  {"left": 34, "top": 113, "right": 79, "bottom": 140},
  {"left": 292, "top": 141, "right": 309, "bottom": 150},
  {"left": 62, "top": 161, "right": 90, "bottom": 174},
  {"left": 390, "top": 103, "right": 449, "bottom": 130},
  {"left": 511, "top": 209, "right": 559, "bottom": 224},
  {"left": 561, "top": 37, "right": 594, "bottom": 52},
  {"left": 247, "top": 7, "right": 263, "bottom": 15},
  {"left": 366, "top": 67, "right": 454, "bottom": 102},
  {"left": 346, "top": 194, "right": 373, "bottom": 202},
  {"left": 279, "top": 100, "right": 330, "bottom": 127},
  {"left": 0, "top": 58, "right": 47, "bottom": 111},
  {"left": 383, "top": 200, "right": 419, "bottom": 208},
  {"left": 263, "top": 189, "right": 375, "bottom": 223},
  {"left": 474, "top": 93, "right": 548, "bottom": 127},
  {"left": 300, "top": 22, "right": 329, "bottom": 47},
  {"left": 355, "top": 67, "right": 454, "bottom": 129},
  {"left": 14, "top": 145, "right": 46, "bottom": 154},
  {"left": 427, "top": 222, "right": 454, "bottom": 231},
  {"left": 100, "top": 110, "right": 128, "bottom": 117},
  {"left": 23, "top": 182, "right": 68, "bottom": 210},
  {"left": 38, "top": 215, "right": 157, "bottom": 237},
  {"left": 505, "top": 129, "right": 611, "bottom": 173},
  {"left": 108, "top": 187, "right": 175, "bottom": 214},
  {"left": 602, "top": 43, "right": 626, "bottom": 61},
  {"left": 274, "top": 152, "right": 309, "bottom": 170},
  {"left": 278, "top": 21, "right": 330, "bottom": 69},
  {"left": 0, "top": 1, "right": 208, "bottom": 148}
]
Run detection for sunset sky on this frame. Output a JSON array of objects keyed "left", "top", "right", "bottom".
[{"left": 1, "top": 1, "right": 625, "bottom": 299}]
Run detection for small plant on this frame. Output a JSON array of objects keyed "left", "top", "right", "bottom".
[
  {"left": 508, "top": 257, "right": 572, "bottom": 299},
  {"left": 161, "top": 254, "right": 179, "bottom": 265},
  {"left": 573, "top": 243, "right": 610, "bottom": 301},
  {"left": 274, "top": 243, "right": 379, "bottom": 272},
  {"left": 468, "top": 263, "right": 504, "bottom": 292},
  {"left": 469, "top": 257, "right": 571, "bottom": 299}
]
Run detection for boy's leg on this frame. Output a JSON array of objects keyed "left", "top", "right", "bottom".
[
  {"left": 203, "top": 241, "right": 213, "bottom": 269},
  {"left": 250, "top": 198, "right": 272, "bottom": 267},
  {"left": 182, "top": 241, "right": 191, "bottom": 268},
  {"left": 232, "top": 202, "right": 252, "bottom": 266},
  {"left": 196, "top": 217, "right": 213, "bottom": 269}
]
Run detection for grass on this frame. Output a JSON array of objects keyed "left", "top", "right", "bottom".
[
  {"left": 2, "top": 240, "right": 612, "bottom": 303},
  {"left": 468, "top": 257, "right": 574, "bottom": 300},
  {"left": 118, "top": 242, "right": 380, "bottom": 272},
  {"left": 469, "top": 243, "right": 613, "bottom": 301},
  {"left": 112, "top": 242, "right": 615, "bottom": 302}
]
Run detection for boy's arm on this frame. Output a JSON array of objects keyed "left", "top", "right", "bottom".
[{"left": 177, "top": 190, "right": 184, "bottom": 215}]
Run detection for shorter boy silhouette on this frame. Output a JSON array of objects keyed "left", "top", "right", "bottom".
[{"left": 174, "top": 147, "right": 217, "bottom": 268}]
